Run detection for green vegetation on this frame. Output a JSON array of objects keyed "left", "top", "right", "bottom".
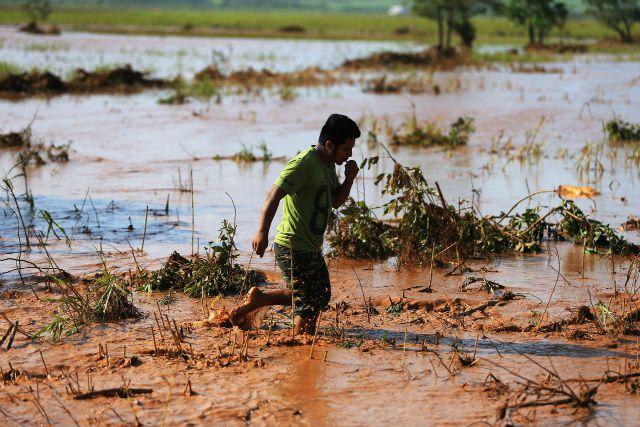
[
  {"left": 34, "top": 271, "right": 139, "bottom": 342},
  {"left": 605, "top": 118, "right": 640, "bottom": 142},
  {"left": 0, "top": 6, "right": 637, "bottom": 44},
  {"left": 503, "top": 0, "right": 569, "bottom": 46},
  {"left": 389, "top": 115, "right": 475, "bottom": 147},
  {"left": 328, "top": 155, "right": 638, "bottom": 265},
  {"left": 0, "top": 61, "right": 23, "bottom": 79},
  {"left": 586, "top": 0, "right": 640, "bottom": 43},
  {"left": 139, "top": 220, "right": 266, "bottom": 297},
  {"left": 22, "top": 0, "right": 51, "bottom": 25},
  {"left": 413, "top": 0, "right": 488, "bottom": 49}
]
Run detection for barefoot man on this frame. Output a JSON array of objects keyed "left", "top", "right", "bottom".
[{"left": 230, "top": 114, "right": 361, "bottom": 334}]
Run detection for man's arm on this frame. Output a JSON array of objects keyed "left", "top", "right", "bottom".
[
  {"left": 252, "top": 185, "right": 287, "bottom": 257},
  {"left": 332, "top": 160, "right": 359, "bottom": 209}
]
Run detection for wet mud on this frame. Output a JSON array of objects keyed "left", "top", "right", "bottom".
[{"left": 1, "top": 30, "right": 640, "bottom": 425}]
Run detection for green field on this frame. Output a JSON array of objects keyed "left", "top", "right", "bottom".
[{"left": 0, "top": 6, "right": 639, "bottom": 46}]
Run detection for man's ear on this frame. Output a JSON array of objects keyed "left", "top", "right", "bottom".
[{"left": 325, "top": 140, "right": 335, "bottom": 152}]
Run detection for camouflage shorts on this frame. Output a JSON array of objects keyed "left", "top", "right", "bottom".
[{"left": 274, "top": 242, "right": 331, "bottom": 319}]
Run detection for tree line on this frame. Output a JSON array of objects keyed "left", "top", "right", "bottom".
[
  {"left": 414, "top": 0, "right": 640, "bottom": 50},
  {"left": 15, "top": 0, "right": 640, "bottom": 46}
]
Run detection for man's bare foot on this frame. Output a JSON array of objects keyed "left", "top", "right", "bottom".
[{"left": 230, "top": 287, "right": 267, "bottom": 329}]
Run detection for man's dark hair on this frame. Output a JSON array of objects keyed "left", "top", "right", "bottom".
[{"left": 318, "top": 114, "right": 361, "bottom": 147}]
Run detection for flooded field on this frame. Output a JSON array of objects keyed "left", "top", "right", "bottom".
[{"left": 2, "top": 27, "right": 640, "bottom": 425}]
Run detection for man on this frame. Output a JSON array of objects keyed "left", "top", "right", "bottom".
[{"left": 230, "top": 114, "right": 361, "bottom": 334}]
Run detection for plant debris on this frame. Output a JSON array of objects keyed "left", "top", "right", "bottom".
[
  {"left": 341, "top": 47, "right": 470, "bottom": 71},
  {"left": 389, "top": 114, "right": 475, "bottom": 147},
  {"left": 34, "top": 270, "right": 140, "bottom": 342},
  {"left": 556, "top": 185, "right": 599, "bottom": 199},
  {"left": 139, "top": 221, "right": 266, "bottom": 297},
  {"left": 0, "top": 64, "right": 168, "bottom": 97},
  {"left": 605, "top": 118, "right": 640, "bottom": 142},
  {"left": 329, "top": 155, "right": 638, "bottom": 266}
]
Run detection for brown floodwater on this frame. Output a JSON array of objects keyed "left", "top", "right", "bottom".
[{"left": 2, "top": 29, "right": 640, "bottom": 425}]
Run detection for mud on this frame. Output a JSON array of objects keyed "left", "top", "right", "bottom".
[
  {"left": 1, "top": 30, "right": 640, "bottom": 425},
  {"left": 0, "top": 64, "right": 168, "bottom": 97}
]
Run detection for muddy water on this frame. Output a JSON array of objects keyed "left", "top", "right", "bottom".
[
  {"left": 2, "top": 30, "right": 640, "bottom": 425},
  {"left": 0, "top": 25, "right": 420, "bottom": 77}
]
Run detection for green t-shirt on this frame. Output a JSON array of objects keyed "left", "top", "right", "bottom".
[{"left": 274, "top": 147, "right": 339, "bottom": 252}]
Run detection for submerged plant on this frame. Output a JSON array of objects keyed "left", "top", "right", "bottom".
[
  {"left": 140, "top": 220, "right": 265, "bottom": 297},
  {"left": 605, "top": 118, "right": 640, "bottom": 142},
  {"left": 328, "top": 154, "right": 637, "bottom": 266},
  {"left": 390, "top": 110, "right": 475, "bottom": 147},
  {"left": 34, "top": 271, "right": 139, "bottom": 342},
  {"left": 328, "top": 199, "right": 395, "bottom": 259}
]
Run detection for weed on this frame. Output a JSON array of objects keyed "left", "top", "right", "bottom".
[
  {"left": 278, "top": 85, "right": 297, "bottom": 102},
  {"left": 605, "top": 118, "right": 640, "bottom": 142},
  {"left": 389, "top": 110, "right": 475, "bottom": 147},
  {"left": 386, "top": 301, "right": 404, "bottom": 315},
  {"left": 328, "top": 199, "right": 395, "bottom": 259},
  {"left": 328, "top": 155, "right": 637, "bottom": 266},
  {"left": 256, "top": 141, "right": 272, "bottom": 162},
  {"left": 1, "top": 125, "right": 70, "bottom": 166},
  {"left": 139, "top": 220, "right": 266, "bottom": 297},
  {"left": 34, "top": 271, "right": 139, "bottom": 342},
  {"left": 234, "top": 144, "right": 257, "bottom": 162}
]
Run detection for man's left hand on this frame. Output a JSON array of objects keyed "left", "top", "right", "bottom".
[{"left": 344, "top": 160, "right": 359, "bottom": 181}]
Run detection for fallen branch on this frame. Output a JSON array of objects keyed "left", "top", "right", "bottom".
[{"left": 74, "top": 387, "right": 152, "bottom": 400}]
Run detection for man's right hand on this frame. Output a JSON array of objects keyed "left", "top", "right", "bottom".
[{"left": 252, "top": 232, "right": 269, "bottom": 257}]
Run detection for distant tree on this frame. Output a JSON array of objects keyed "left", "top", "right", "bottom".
[
  {"left": 413, "top": 0, "right": 489, "bottom": 50},
  {"left": 586, "top": 0, "right": 640, "bottom": 43},
  {"left": 22, "top": 0, "right": 52, "bottom": 25},
  {"left": 503, "top": 0, "right": 568, "bottom": 46}
]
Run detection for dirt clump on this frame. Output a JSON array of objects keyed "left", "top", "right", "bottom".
[
  {"left": 341, "top": 47, "right": 471, "bottom": 71},
  {"left": 193, "top": 64, "right": 341, "bottom": 88},
  {"left": 0, "top": 64, "right": 168, "bottom": 98},
  {"left": 19, "top": 21, "right": 61, "bottom": 35},
  {"left": 0, "top": 70, "right": 66, "bottom": 96},
  {"left": 68, "top": 64, "right": 167, "bottom": 93}
]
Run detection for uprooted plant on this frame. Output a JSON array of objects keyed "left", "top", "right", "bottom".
[
  {"left": 494, "top": 355, "right": 598, "bottom": 422},
  {"left": 605, "top": 118, "right": 640, "bottom": 142},
  {"left": 0, "top": 124, "right": 70, "bottom": 166},
  {"left": 138, "top": 220, "right": 265, "bottom": 297},
  {"left": 389, "top": 111, "right": 475, "bottom": 147},
  {"left": 328, "top": 152, "right": 638, "bottom": 266},
  {"left": 34, "top": 269, "right": 139, "bottom": 342}
]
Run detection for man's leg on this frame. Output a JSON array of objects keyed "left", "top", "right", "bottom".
[{"left": 229, "top": 286, "right": 291, "bottom": 325}]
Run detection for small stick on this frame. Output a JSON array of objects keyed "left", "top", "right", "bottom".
[
  {"left": 427, "top": 241, "right": 435, "bottom": 291},
  {"left": 239, "top": 250, "right": 255, "bottom": 297},
  {"left": 153, "top": 312, "right": 165, "bottom": 341},
  {"left": 183, "top": 378, "right": 193, "bottom": 396},
  {"left": 308, "top": 312, "right": 323, "bottom": 360},
  {"left": 351, "top": 265, "right": 370, "bottom": 323},
  {"left": 402, "top": 323, "right": 408, "bottom": 368},
  {"left": 265, "top": 315, "right": 273, "bottom": 346},
  {"left": 191, "top": 169, "right": 195, "bottom": 257},
  {"left": 39, "top": 350, "right": 49, "bottom": 377},
  {"left": 323, "top": 350, "right": 328, "bottom": 362},
  {"left": 0, "top": 323, "right": 13, "bottom": 347},
  {"left": 473, "top": 334, "right": 479, "bottom": 360},
  {"left": 74, "top": 387, "right": 153, "bottom": 400},
  {"left": 6, "top": 321, "right": 18, "bottom": 350},
  {"left": 151, "top": 327, "right": 159, "bottom": 357},
  {"left": 156, "top": 301, "right": 167, "bottom": 325},
  {"left": 141, "top": 205, "right": 149, "bottom": 253}
]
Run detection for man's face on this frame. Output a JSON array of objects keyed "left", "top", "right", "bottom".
[{"left": 328, "top": 138, "right": 356, "bottom": 165}]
